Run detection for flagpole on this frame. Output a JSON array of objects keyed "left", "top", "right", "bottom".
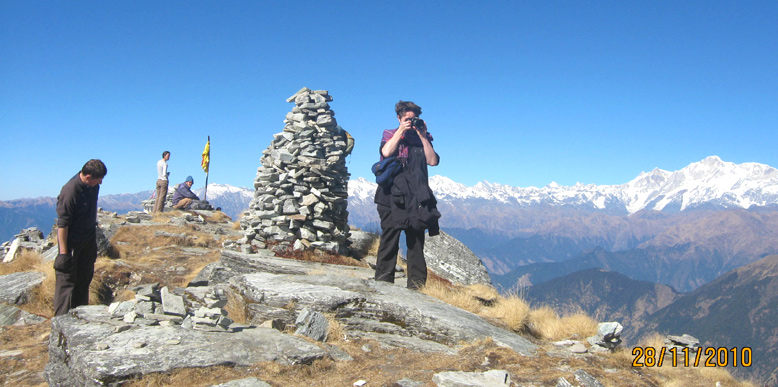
[{"left": 204, "top": 135, "right": 210, "bottom": 202}]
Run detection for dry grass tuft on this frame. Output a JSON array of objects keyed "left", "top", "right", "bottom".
[
  {"left": 526, "top": 306, "right": 598, "bottom": 340},
  {"left": 421, "top": 280, "right": 483, "bottom": 314},
  {"left": 326, "top": 314, "right": 346, "bottom": 343},
  {"left": 421, "top": 279, "right": 531, "bottom": 333},
  {"left": 0, "top": 322, "right": 51, "bottom": 386},
  {"left": 482, "top": 293, "right": 531, "bottom": 332},
  {"left": 366, "top": 235, "right": 381, "bottom": 257},
  {"left": 224, "top": 291, "right": 248, "bottom": 325},
  {"left": 0, "top": 250, "right": 44, "bottom": 275},
  {"left": 201, "top": 211, "right": 232, "bottom": 223},
  {"left": 22, "top": 252, "right": 56, "bottom": 318}
]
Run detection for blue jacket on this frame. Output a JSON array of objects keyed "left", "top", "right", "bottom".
[{"left": 172, "top": 183, "right": 199, "bottom": 205}]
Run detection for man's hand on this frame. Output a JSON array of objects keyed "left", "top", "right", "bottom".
[
  {"left": 397, "top": 118, "right": 413, "bottom": 136},
  {"left": 53, "top": 253, "right": 73, "bottom": 272}
]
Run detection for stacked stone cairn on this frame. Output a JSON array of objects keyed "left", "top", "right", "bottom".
[
  {"left": 232, "top": 87, "right": 352, "bottom": 254},
  {"left": 107, "top": 284, "right": 235, "bottom": 332}
]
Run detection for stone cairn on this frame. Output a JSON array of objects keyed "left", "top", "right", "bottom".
[
  {"left": 108, "top": 284, "right": 235, "bottom": 332},
  {"left": 228, "top": 87, "right": 352, "bottom": 255}
]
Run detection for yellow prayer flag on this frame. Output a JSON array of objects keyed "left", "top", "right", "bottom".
[{"left": 201, "top": 139, "right": 210, "bottom": 173}]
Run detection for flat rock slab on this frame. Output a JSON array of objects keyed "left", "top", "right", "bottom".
[
  {"left": 231, "top": 272, "right": 537, "bottom": 356},
  {"left": 44, "top": 306, "right": 329, "bottom": 387},
  {"left": 0, "top": 271, "right": 44, "bottom": 304},
  {"left": 0, "top": 304, "right": 47, "bottom": 326},
  {"left": 206, "top": 249, "right": 407, "bottom": 287}
]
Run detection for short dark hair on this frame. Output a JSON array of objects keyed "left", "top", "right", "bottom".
[
  {"left": 162, "top": 151, "right": 170, "bottom": 158},
  {"left": 395, "top": 100, "right": 422, "bottom": 118},
  {"left": 81, "top": 159, "right": 107, "bottom": 179}
]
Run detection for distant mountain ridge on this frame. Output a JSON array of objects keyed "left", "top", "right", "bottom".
[
  {"left": 523, "top": 258, "right": 778, "bottom": 383},
  {"left": 348, "top": 156, "right": 778, "bottom": 218}
]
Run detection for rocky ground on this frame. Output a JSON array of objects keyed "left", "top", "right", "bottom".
[{"left": 0, "top": 210, "right": 757, "bottom": 387}]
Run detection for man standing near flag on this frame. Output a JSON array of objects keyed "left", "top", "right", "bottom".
[{"left": 154, "top": 151, "right": 170, "bottom": 213}]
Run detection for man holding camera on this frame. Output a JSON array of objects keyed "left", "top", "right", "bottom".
[
  {"left": 373, "top": 100, "right": 441, "bottom": 290},
  {"left": 54, "top": 159, "right": 107, "bottom": 316}
]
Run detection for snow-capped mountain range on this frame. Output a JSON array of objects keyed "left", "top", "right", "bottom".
[{"left": 349, "top": 156, "right": 778, "bottom": 214}]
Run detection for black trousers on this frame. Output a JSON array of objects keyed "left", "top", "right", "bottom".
[
  {"left": 374, "top": 224, "right": 428, "bottom": 290},
  {"left": 54, "top": 237, "right": 97, "bottom": 316}
]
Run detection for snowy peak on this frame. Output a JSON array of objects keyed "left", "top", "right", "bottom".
[
  {"left": 622, "top": 156, "right": 778, "bottom": 212},
  {"left": 347, "top": 157, "right": 778, "bottom": 214}
]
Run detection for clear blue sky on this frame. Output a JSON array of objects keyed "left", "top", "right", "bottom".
[{"left": 2, "top": 1, "right": 776, "bottom": 200}]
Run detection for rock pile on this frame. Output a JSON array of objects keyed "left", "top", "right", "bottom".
[
  {"left": 107, "top": 283, "right": 237, "bottom": 332},
  {"left": 230, "top": 87, "right": 352, "bottom": 255},
  {"left": 2, "top": 227, "right": 53, "bottom": 262}
]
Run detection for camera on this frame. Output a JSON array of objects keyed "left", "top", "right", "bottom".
[{"left": 409, "top": 117, "right": 426, "bottom": 130}]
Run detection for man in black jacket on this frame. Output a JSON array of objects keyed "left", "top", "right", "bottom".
[
  {"left": 54, "top": 159, "right": 107, "bottom": 316},
  {"left": 373, "top": 101, "right": 441, "bottom": 290}
]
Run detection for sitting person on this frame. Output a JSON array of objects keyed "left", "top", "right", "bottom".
[{"left": 172, "top": 176, "right": 202, "bottom": 210}]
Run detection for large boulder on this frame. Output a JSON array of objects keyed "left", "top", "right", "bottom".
[
  {"left": 230, "top": 267, "right": 536, "bottom": 356},
  {"left": 44, "top": 306, "right": 329, "bottom": 386},
  {"left": 424, "top": 230, "right": 491, "bottom": 286},
  {"left": 0, "top": 271, "right": 45, "bottom": 304}
]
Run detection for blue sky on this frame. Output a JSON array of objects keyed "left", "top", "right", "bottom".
[{"left": 1, "top": 1, "right": 776, "bottom": 200}]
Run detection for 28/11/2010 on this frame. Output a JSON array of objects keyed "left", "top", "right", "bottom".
[{"left": 632, "top": 347, "right": 752, "bottom": 368}]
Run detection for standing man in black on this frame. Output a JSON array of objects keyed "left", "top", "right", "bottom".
[
  {"left": 54, "top": 159, "right": 107, "bottom": 316},
  {"left": 374, "top": 101, "right": 441, "bottom": 289}
]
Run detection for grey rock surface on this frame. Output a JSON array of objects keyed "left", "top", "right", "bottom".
[
  {"left": 396, "top": 378, "right": 425, "bottom": 387},
  {"left": 231, "top": 270, "right": 537, "bottom": 356},
  {"left": 665, "top": 333, "right": 700, "bottom": 349},
  {"left": 0, "top": 304, "right": 46, "bottom": 326},
  {"left": 348, "top": 230, "right": 375, "bottom": 258},
  {"left": 349, "top": 331, "right": 458, "bottom": 355},
  {"left": 294, "top": 308, "right": 329, "bottom": 342},
  {"left": 574, "top": 369, "right": 605, "bottom": 387},
  {"left": 424, "top": 230, "right": 491, "bottom": 286},
  {"left": 0, "top": 271, "right": 44, "bottom": 304},
  {"left": 44, "top": 306, "right": 329, "bottom": 387},
  {"left": 432, "top": 370, "right": 511, "bottom": 387},
  {"left": 587, "top": 321, "right": 623, "bottom": 352},
  {"left": 210, "top": 377, "right": 272, "bottom": 387}
]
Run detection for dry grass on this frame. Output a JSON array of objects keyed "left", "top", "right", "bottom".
[
  {"left": 526, "top": 306, "right": 598, "bottom": 340},
  {"left": 421, "top": 280, "right": 597, "bottom": 341},
  {"left": 0, "top": 322, "right": 50, "bottom": 386},
  {"left": 366, "top": 235, "right": 381, "bottom": 257},
  {"left": 109, "top": 224, "right": 222, "bottom": 289},
  {"left": 421, "top": 280, "right": 531, "bottom": 333},
  {"left": 224, "top": 291, "right": 248, "bottom": 325},
  {"left": 0, "top": 250, "right": 45, "bottom": 275},
  {"left": 201, "top": 210, "right": 232, "bottom": 223},
  {"left": 325, "top": 314, "right": 347, "bottom": 343}
]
